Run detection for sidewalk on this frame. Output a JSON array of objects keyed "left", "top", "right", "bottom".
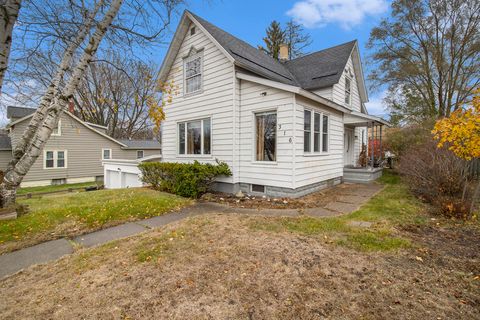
[{"left": 0, "top": 183, "right": 383, "bottom": 279}]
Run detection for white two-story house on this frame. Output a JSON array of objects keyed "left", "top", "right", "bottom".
[{"left": 152, "top": 10, "right": 387, "bottom": 197}]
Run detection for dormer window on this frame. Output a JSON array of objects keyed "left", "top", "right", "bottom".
[
  {"left": 345, "top": 77, "right": 351, "bottom": 105},
  {"left": 184, "top": 53, "right": 202, "bottom": 95}
]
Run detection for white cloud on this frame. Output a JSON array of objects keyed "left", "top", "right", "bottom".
[
  {"left": 287, "top": 0, "right": 388, "bottom": 29},
  {"left": 365, "top": 89, "right": 388, "bottom": 116}
]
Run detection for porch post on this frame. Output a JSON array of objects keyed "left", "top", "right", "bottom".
[
  {"left": 379, "top": 125, "right": 383, "bottom": 163},
  {"left": 370, "top": 122, "right": 374, "bottom": 170}
]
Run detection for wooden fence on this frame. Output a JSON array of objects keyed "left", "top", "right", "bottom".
[{"left": 470, "top": 159, "right": 480, "bottom": 179}]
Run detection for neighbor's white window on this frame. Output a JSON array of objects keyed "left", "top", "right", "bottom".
[
  {"left": 102, "top": 148, "right": 112, "bottom": 160},
  {"left": 178, "top": 118, "right": 211, "bottom": 155},
  {"left": 51, "top": 120, "right": 61, "bottom": 136},
  {"left": 255, "top": 111, "right": 277, "bottom": 161},
  {"left": 45, "top": 150, "right": 67, "bottom": 169},
  {"left": 304, "top": 110, "right": 329, "bottom": 153},
  {"left": 345, "top": 77, "right": 351, "bottom": 105},
  {"left": 184, "top": 54, "right": 202, "bottom": 95},
  {"left": 136, "top": 150, "right": 144, "bottom": 159}
]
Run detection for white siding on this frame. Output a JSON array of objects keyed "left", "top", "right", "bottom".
[
  {"left": 313, "top": 87, "right": 333, "bottom": 100},
  {"left": 238, "top": 80, "right": 295, "bottom": 188},
  {"left": 331, "top": 55, "right": 362, "bottom": 112},
  {"left": 161, "top": 22, "right": 235, "bottom": 183},
  {"left": 294, "top": 96, "right": 344, "bottom": 188}
]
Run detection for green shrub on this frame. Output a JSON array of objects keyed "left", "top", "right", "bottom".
[{"left": 138, "top": 160, "right": 232, "bottom": 198}]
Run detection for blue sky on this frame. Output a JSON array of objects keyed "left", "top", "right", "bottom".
[{"left": 166, "top": 0, "right": 391, "bottom": 116}]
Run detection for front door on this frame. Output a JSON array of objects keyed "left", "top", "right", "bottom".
[{"left": 344, "top": 128, "right": 354, "bottom": 166}]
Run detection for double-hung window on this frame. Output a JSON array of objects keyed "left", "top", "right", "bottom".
[
  {"left": 102, "top": 148, "right": 112, "bottom": 160},
  {"left": 45, "top": 150, "right": 67, "bottom": 169},
  {"left": 184, "top": 54, "right": 202, "bottom": 95},
  {"left": 345, "top": 77, "right": 351, "bottom": 105},
  {"left": 304, "top": 110, "right": 329, "bottom": 153},
  {"left": 178, "top": 118, "right": 211, "bottom": 155},
  {"left": 136, "top": 150, "right": 144, "bottom": 159},
  {"left": 255, "top": 111, "right": 277, "bottom": 161}
]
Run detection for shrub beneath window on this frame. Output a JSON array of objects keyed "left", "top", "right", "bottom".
[{"left": 138, "top": 160, "right": 232, "bottom": 198}]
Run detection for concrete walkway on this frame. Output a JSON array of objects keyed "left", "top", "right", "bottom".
[{"left": 0, "top": 183, "right": 383, "bottom": 279}]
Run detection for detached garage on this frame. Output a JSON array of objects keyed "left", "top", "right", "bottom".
[
  {"left": 103, "top": 155, "right": 162, "bottom": 189},
  {"left": 103, "top": 159, "right": 144, "bottom": 189}
]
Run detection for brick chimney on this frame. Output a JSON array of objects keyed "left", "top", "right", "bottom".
[
  {"left": 279, "top": 43, "right": 289, "bottom": 61},
  {"left": 68, "top": 100, "right": 74, "bottom": 113}
]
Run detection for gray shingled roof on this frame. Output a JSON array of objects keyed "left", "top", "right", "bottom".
[
  {"left": 285, "top": 41, "right": 357, "bottom": 90},
  {"left": 118, "top": 139, "right": 161, "bottom": 149},
  {"left": 188, "top": 11, "right": 355, "bottom": 89},
  {"left": 189, "top": 11, "right": 298, "bottom": 86},
  {"left": 0, "top": 135, "right": 12, "bottom": 150},
  {"left": 7, "top": 106, "right": 36, "bottom": 119}
]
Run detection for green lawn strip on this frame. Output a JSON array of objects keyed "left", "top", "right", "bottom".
[
  {"left": 0, "top": 188, "right": 192, "bottom": 247},
  {"left": 249, "top": 170, "right": 425, "bottom": 252},
  {"left": 17, "top": 182, "right": 100, "bottom": 195}
]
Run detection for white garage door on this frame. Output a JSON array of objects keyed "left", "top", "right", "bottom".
[{"left": 106, "top": 170, "right": 121, "bottom": 189}]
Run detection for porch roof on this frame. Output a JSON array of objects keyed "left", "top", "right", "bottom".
[{"left": 344, "top": 111, "right": 390, "bottom": 127}]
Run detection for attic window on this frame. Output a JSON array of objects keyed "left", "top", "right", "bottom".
[
  {"left": 184, "top": 53, "right": 202, "bottom": 94},
  {"left": 190, "top": 27, "right": 196, "bottom": 36},
  {"left": 345, "top": 77, "right": 351, "bottom": 105}
]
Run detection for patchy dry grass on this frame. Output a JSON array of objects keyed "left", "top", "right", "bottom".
[
  {"left": 17, "top": 181, "right": 100, "bottom": 195},
  {"left": 0, "top": 188, "right": 191, "bottom": 254},
  {"left": 0, "top": 214, "right": 478, "bottom": 319},
  {"left": 248, "top": 171, "right": 422, "bottom": 251}
]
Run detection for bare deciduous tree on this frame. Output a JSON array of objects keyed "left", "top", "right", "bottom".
[
  {"left": 367, "top": 0, "right": 480, "bottom": 121},
  {"left": 75, "top": 53, "right": 161, "bottom": 139},
  {"left": 0, "top": 0, "right": 22, "bottom": 94},
  {"left": 0, "top": 0, "right": 183, "bottom": 207}
]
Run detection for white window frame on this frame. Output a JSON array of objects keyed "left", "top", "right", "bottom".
[
  {"left": 345, "top": 76, "right": 351, "bottom": 106},
  {"left": 51, "top": 119, "right": 61, "bottom": 136},
  {"left": 303, "top": 109, "right": 330, "bottom": 155},
  {"left": 136, "top": 150, "right": 144, "bottom": 159},
  {"left": 183, "top": 53, "right": 203, "bottom": 96},
  {"left": 44, "top": 150, "right": 67, "bottom": 169},
  {"left": 177, "top": 117, "right": 211, "bottom": 156},
  {"left": 102, "top": 148, "right": 112, "bottom": 160},
  {"left": 253, "top": 110, "right": 278, "bottom": 163}
]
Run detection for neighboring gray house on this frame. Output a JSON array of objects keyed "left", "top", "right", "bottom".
[
  {"left": 0, "top": 106, "right": 161, "bottom": 187},
  {"left": 153, "top": 10, "right": 388, "bottom": 197}
]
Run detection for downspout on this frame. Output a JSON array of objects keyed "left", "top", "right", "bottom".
[
  {"left": 292, "top": 94, "right": 296, "bottom": 190},
  {"left": 232, "top": 66, "right": 237, "bottom": 185}
]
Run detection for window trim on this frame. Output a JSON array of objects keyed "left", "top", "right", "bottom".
[
  {"left": 102, "top": 148, "right": 112, "bottom": 160},
  {"left": 177, "top": 117, "right": 212, "bottom": 157},
  {"left": 303, "top": 108, "right": 330, "bottom": 155},
  {"left": 136, "top": 150, "right": 144, "bottom": 159},
  {"left": 345, "top": 76, "right": 352, "bottom": 106},
  {"left": 253, "top": 110, "right": 278, "bottom": 163},
  {"left": 43, "top": 150, "right": 68, "bottom": 169},
  {"left": 51, "top": 119, "right": 62, "bottom": 136},
  {"left": 183, "top": 52, "right": 203, "bottom": 96}
]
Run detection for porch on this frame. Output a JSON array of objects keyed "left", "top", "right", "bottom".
[{"left": 342, "top": 111, "right": 389, "bottom": 184}]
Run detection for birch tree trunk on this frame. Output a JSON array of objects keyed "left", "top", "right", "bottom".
[
  {"left": 0, "top": 0, "right": 123, "bottom": 207},
  {"left": 11, "top": 0, "right": 104, "bottom": 164},
  {"left": 0, "top": 0, "right": 21, "bottom": 94}
]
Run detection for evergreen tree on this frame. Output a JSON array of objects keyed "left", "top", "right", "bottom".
[{"left": 258, "top": 21, "right": 285, "bottom": 60}]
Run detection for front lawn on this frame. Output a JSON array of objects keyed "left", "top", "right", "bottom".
[
  {"left": 249, "top": 170, "right": 427, "bottom": 251},
  {"left": 0, "top": 188, "right": 192, "bottom": 254}
]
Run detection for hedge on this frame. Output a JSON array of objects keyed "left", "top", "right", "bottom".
[{"left": 138, "top": 160, "right": 232, "bottom": 198}]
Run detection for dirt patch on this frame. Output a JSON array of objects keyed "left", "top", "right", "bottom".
[
  {"left": 0, "top": 214, "right": 478, "bottom": 319},
  {"left": 202, "top": 183, "right": 367, "bottom": 209}
]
